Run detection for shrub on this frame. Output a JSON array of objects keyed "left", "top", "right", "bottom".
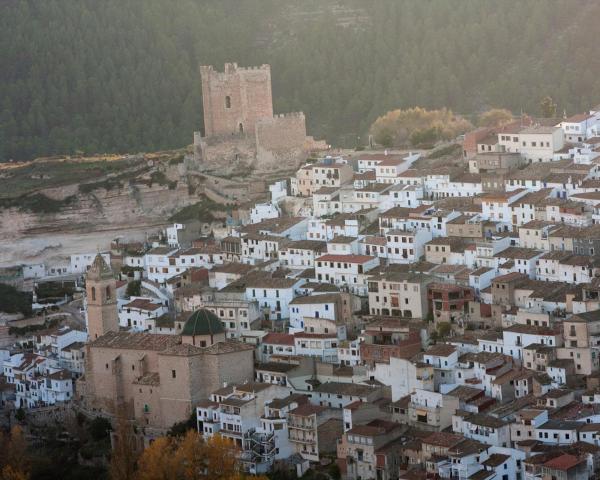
[
  {"left": 88, "top": 417, "right": 112, "bottom": 441},
  {"left": 125, "top": 280, "right": 141, "bottom": 297},
  {"left": 0, "top": 284, "right": 32, "bottom": 316}
]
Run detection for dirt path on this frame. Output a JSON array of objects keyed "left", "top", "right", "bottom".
[{"left": 0, "top": 223, "right": 165, "bottom": 267}]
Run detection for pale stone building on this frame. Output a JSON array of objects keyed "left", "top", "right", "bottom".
[{"left": 79, "top": 256, "right": 255, "bottom": 432}]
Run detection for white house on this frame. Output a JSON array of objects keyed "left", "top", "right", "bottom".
[
  {"left": 70, "top": 252, "right": 111, "bottom": 275},
  {"left": 535, "top": 420, "right": 581, "bottom": 445},
  {"left": 315, "top": 254, "right": 379, "bottom": 296},
  {"left": 481, "top": 189, "right": 529, "bottom": 224},
  {"left": 144, "top": 246, "right": 180, "bottom": 284},
  {"left": 293, "top": 333, "right": 338, "bottom": 363},
  {"left": 245, "top": 275, "right": 304, "bottom": 321},
  {"left": 118, "top": 297, "right": 168, "bottom": 331},
  {"left": 289, "top": 293, "right": 342, "bottom": 332},
  {"left": 559, "top": 112, "right": 600, "bottom": 142},
  {"left": 385, "top": 228, "right": 432, "bottom": 264},
  {"left": 250, "top": 202, "right": 280, "bottom": 224},
  {"left": 279, "top": 240, "right": 327, "bottom": 270},
  {"left": 453, "top": 413, "right": 511, "bottom": 448},
  {"left": 370, "top": 357, "right": 433, "bottom": 401}
]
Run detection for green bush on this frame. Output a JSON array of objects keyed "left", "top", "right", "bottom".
[
  {"left": 0, "top": 193, "right": 75, "bottom": 214},
  {"left": 88, "top": 417, "right": 112, "bottom": 441},
  {"left": 125, "top": 280, "right": 141, "bottom": 297},
  {"left": 428, "top": 143, "right": 462, "bottom": 159},
  {"left": 409, "top": 126, "right": 441, "bottom": 146},
  {"left": 168, "top": 154, "right": 184, "bottom": 165},
  {"left": 0, "top": 284, "right": 32, "bottom": 315},
  {"left": 15, "top": 408, "right": 26, "bottom": 422},
  {"left": 36, "top": 281, "right": 76, "bottom": 299},
  {"left": 167, "top": 411, "right": 197, "bottom": 437},
  {"left": 169, "top": 196, "right": 223, "bottom": 223},
  {"left": 79, "top": 178, "right": 122, "bottom": 193}
]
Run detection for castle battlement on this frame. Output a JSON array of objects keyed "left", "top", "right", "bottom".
[
  {"left": 201, "top": 63, "right": 271, "bottom": 76},
  {"left": 274, "top": 112, "right": 305, "bottom": 119},
  {"left": 257, "top": 112, "right": 306, "bottom": 124}
]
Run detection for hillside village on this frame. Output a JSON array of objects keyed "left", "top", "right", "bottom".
[{"left": 3, "top": 64, "right": 600, "bottom": 479}]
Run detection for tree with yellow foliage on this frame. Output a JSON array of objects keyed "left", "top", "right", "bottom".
[
  {"left": 478, "top": 108, "right": 514, "bottom": 128},
  {"left": 370, "top": 107, "right": 472, "bottom": 148},
  {"left": 135, "top": 431, "right": 267, "bottom": 480},
  {"left": 0, "top": 426, "right": 29, "bottom": 480}
]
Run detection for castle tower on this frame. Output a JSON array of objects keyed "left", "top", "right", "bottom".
[
  {"left": 200, "top": 63, "right": 273, "bottom": 137},
  {"left": 85, "top": 254, "right": 119, "bottom": 341}
]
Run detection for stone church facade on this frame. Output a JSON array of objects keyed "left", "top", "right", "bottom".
[{"left": 78, "top": 255, "right": 254, "bottom": 433}]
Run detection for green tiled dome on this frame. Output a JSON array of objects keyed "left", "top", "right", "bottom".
[{"left": 181, "top": 309, "right": 224, "bottom": 336}]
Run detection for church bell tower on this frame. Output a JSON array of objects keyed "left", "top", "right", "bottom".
[{"left": 85, "top": 254, "right": 119, "bottom": 341}]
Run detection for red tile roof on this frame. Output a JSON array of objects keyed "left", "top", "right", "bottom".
[
  {"left": 316, "top": 254, "right": 376, "bottom": 264},
  {"left": 544, "top": 454, "right": 584, "bottom": 471},
  {"left": 290, "top": 404, "right": 327, "bottom": 417},
  {"left": 262, "top": 333, "right": 295, "bottom": 346}
]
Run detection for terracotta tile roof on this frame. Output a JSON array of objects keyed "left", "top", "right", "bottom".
[
  {"left": 424, "top": 344, "right": 457, "bottom": 357},
  {"left": 262, "top": 333, "right": 295, "bottom": 346},
  {"left": 123, "top": 298, "right": 163, "bottom": 311},
  {"left": 423, "top": 432, "right": 464, "bottom": 448},
  {"left": 90, "top": 331, "right": 180, "bottom": 351},
  {"left": 316, "top": 254, "right": 376, "bottom": 264},
  {"left": 289, "top": 404, "right": 327, "bottom": 417},
  {"left": 544, "top": 454, "right": 584, "bottom": 471},
  {"left": 563, "top": 113, "right": 595, "bottom": 123}
]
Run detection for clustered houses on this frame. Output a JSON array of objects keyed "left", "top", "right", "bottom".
[
  {"left": 6, "top": 105, "right": 600, "bottom": 478},
  {"left": 1, "top": 326, "right": 87, "bottom": 408}
]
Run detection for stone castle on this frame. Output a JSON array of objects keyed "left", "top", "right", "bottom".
[{"left": 193, "top": 63, "right": 327, "bottom": 171}]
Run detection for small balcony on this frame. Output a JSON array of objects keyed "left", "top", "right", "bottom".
[
  {"left": 220, "top": 427, "right": 243, "bottom": 438},
  {"left": 289, "top": 434, "right": 316, "bottom": 445}
]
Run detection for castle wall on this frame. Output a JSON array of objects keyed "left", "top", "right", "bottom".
[
  {"left": 201, "top": 63, "right": 273, "bottom": 137},
  {"left": 255, "top": 113, "right": 308, "bottom": 169}
]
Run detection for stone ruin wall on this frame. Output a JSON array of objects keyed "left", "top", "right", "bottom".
[{"left": 255, "top": 112, "right": 309, "bottom": 170}]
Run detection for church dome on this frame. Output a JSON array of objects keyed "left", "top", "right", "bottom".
[{"left": 181, "top": 309, "right": 224, "bottom": 337}]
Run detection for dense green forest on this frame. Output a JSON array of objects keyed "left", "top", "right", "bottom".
[{"left": 1, "top": 0, "right": 600, "bottom": 162}]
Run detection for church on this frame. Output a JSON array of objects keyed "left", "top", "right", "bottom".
[{"left": 77, "top": 255, "right": 254, "bottom": 432}]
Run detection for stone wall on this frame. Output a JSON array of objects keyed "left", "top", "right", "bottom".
[
  {"left": 255, "top": 113, "right": 309, "bottom": 170},
  {"left": 192, "top": 134, "right": 257, "bottom": 168}
]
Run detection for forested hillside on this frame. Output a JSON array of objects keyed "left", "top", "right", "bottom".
[{"left": 2, "top": 0, "right": 600, "bottom": 161}]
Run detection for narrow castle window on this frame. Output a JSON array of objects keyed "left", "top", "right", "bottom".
[
  {"left": 106, "top": 286, "right": 111, "bottom": 300},
  {"left": 91, "top": 287, "right": 96, "bottom": 301},
  {"left": 239, "top": 123, "right": 244, "bottom": 133},
  {"left": 225, "top": 96, "right": 231, "bottom": 109}
]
